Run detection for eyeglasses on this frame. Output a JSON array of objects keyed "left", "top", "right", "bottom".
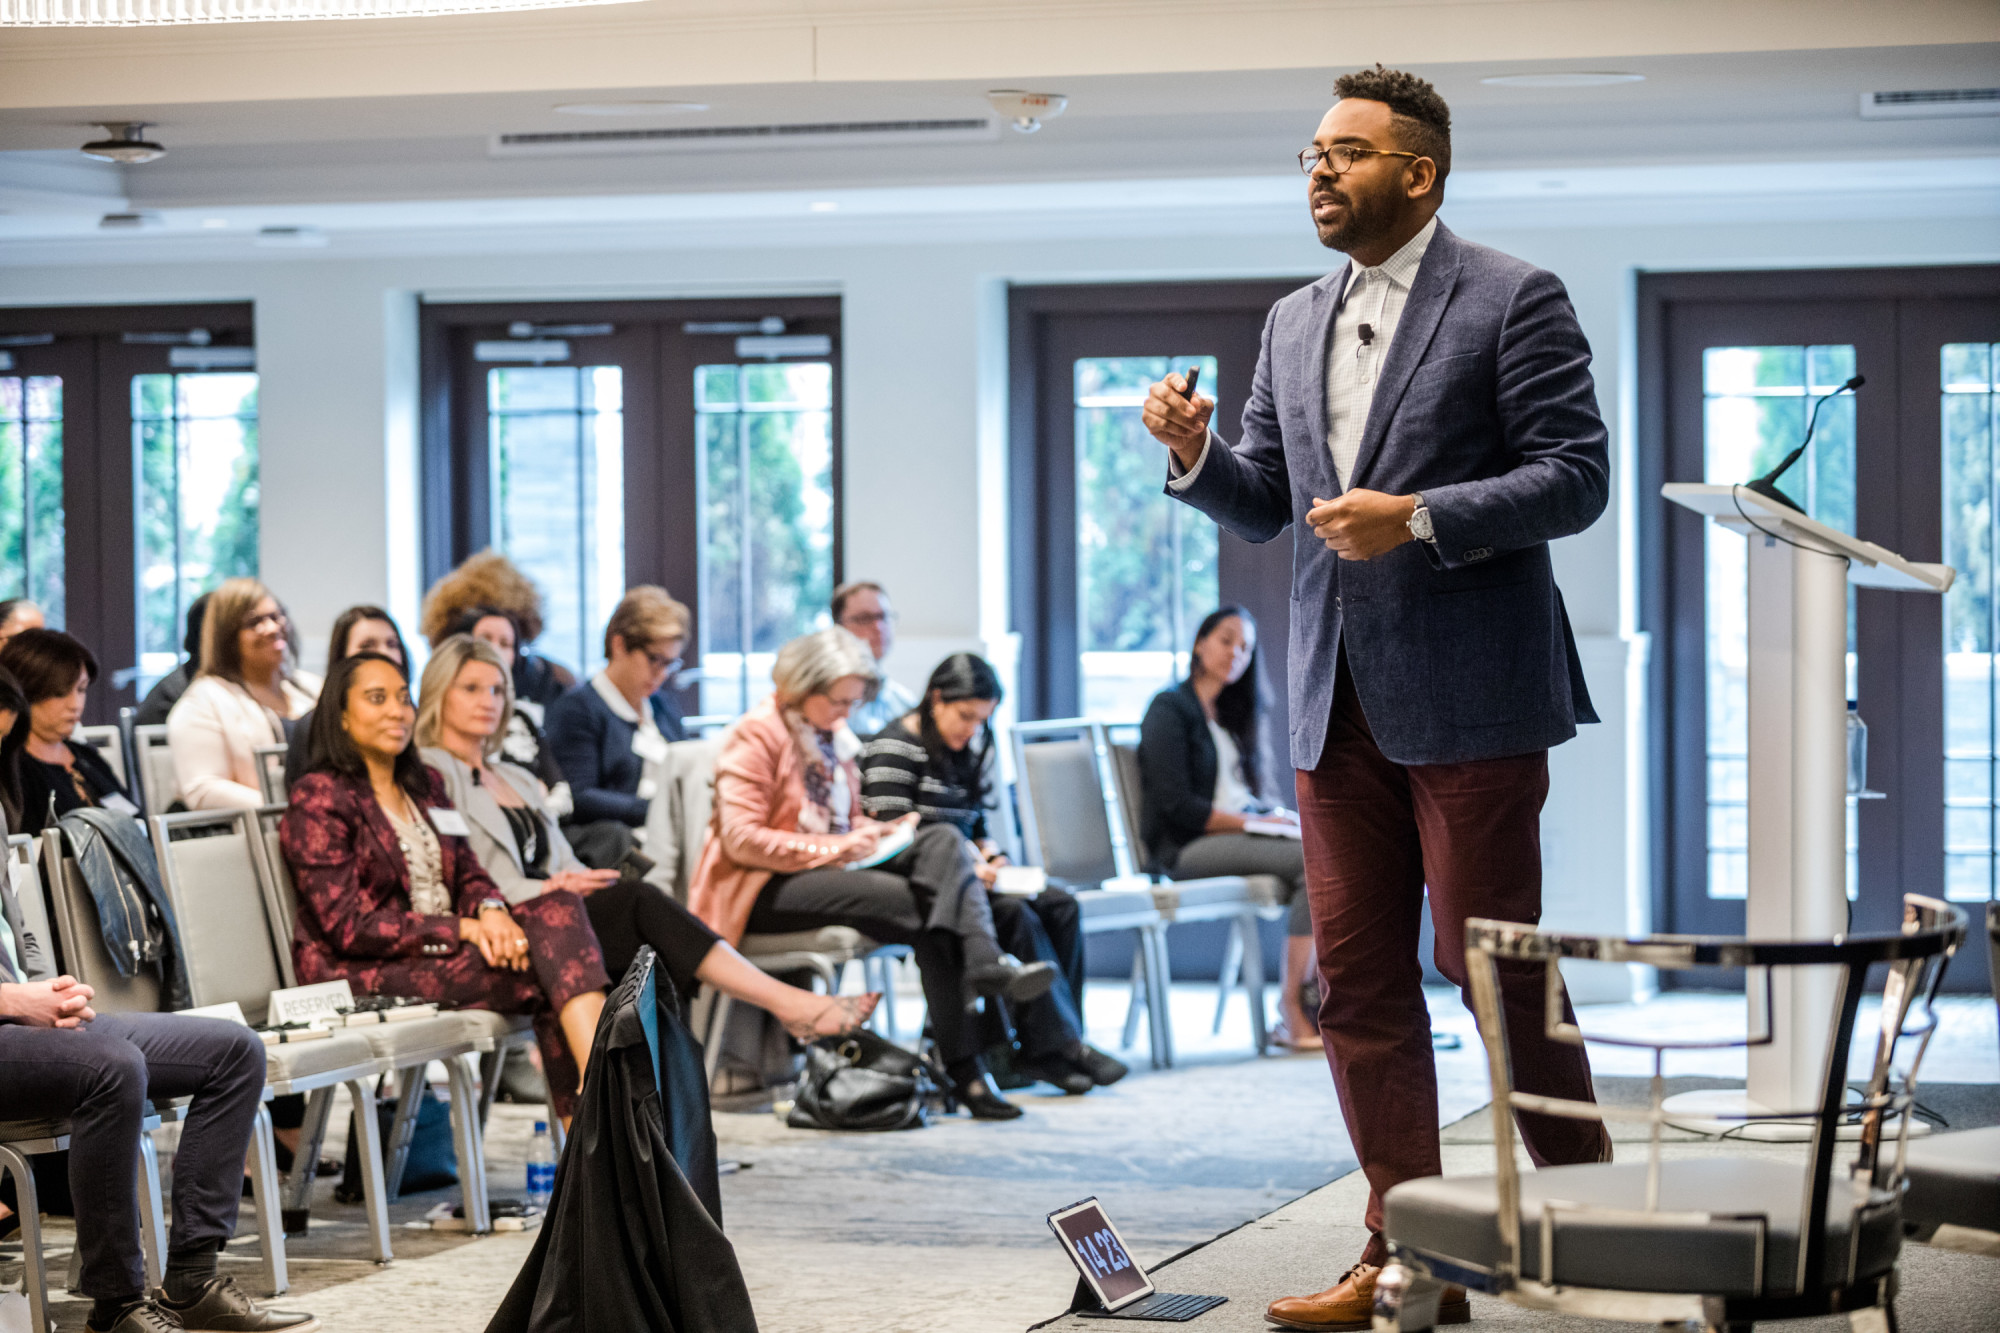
[
  {"left": 841, "top": 611, "right": 897, "bottom": 629},
  {"left": 641, "top": 648, "right": 682, "bottom": 674},
  {"left": 246, "top": 610, "right": 288, "bottom": 630},
  {"left": 1298, "top": 144, "right": 1422, "bottom": 176}
]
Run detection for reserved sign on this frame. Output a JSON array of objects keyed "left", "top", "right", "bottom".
[{"left": 267, "top": 980, "right": 355, "bottom": 1028}]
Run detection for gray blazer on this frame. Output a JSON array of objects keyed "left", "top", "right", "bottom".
[
  {"left": 1172, "top": 221, "right": 1608, "bottom": 769},
  {"left": 420, "top": 747, "right": 584, "bottom": 907}
]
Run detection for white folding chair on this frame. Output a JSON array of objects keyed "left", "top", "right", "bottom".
[
  {"left": 1008, "top": 721, "right": 1177, "bottom": 1066},
  {"left": 252, "top": 743, "right": 289, "bottom": 807},
  {"left": 72, "top": 724, "right": 127, "bottom": 788},
  {"left": 134, "top": 724, "right": 180, "bottom": 818},
  {"left": 246, "top": 804, "right": 499, "bottom": 1232}
]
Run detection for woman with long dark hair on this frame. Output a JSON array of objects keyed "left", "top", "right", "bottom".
[
  {"left": 860, "top": 653, "right": 1126, "bottom": 1094},
  {"left": 1137, "top": 607, "right": 1317, "bottom": 1048},
  {"left": 281, "top": 652, "right": 609, "bottom": 1124}
]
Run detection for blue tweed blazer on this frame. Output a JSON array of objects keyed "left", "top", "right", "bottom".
[{"left": 1171, "top": 221, "right": 1608, "bottom": 770}]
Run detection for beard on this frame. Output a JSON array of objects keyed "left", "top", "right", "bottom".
[{"left": 1310, "top": 182, "right": 1396, "bottom": 254}]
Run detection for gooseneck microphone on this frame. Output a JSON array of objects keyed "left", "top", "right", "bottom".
[{"left": 1741, "top": 374, "right": 1864, "bottom": 514}]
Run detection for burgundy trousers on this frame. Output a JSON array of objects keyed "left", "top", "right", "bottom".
[{"left": 1295, "top": 659, "right": 1611, "bottom": 1265}]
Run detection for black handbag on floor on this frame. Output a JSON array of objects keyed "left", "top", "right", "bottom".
[
  {"left": 336, "top": 1084, "right": 458, "bottom": 1202},
  {"left": 786, "top": 1030, "right": 942, "bottom": 1132}
]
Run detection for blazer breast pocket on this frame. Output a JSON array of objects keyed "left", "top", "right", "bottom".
[{"left": 1400, "top": 352, "right": 1487, "bottom": 435}]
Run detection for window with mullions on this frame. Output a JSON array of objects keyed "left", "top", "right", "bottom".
[
  {"left": 0, "top": 375, "right": 64, "bottom": 624},
  {"left": 135, "top": 372, "right": 259, "bottom": 688},
  {"left": 1943, "top": 342, "right": 1999, "bottom": 904},
  {"left": 488, "top": 365, "right": 626, "bottom": 678},
  {"left": 1700, "top": 345, "right": 1858, "bottom": 901},
  {"left": 696, "top": 362, "right": 834, "bottom": 716},
  {"left": 1074, "top": 355, "right": 1220, "bottom": 722}
]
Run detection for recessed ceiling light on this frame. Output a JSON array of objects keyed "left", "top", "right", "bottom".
[
  {"left": 808, "top": 201, "right": 839, "bottom": 213},
  {"left": 81, "top": 122, "right": 166, "bottom": 164},
  {"left": 552, "top": 101, "right": 709, "bottom": 117},
  {"left": 1481, "top": 72, "right": 1645, "bottom": 88}
]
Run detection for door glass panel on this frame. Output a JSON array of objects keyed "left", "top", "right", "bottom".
[
  {"left": 1700, "top": 345, "right": 1858, "bottom": 900},
  {"left": 0, "top": 375, "right": 65, "bottom": 624},
  {"left": 488, "top": 365, "right": 625, "bottom": 678},
  {"left": 695, "top": 362, "right": 835, "bottom": 716},
  {"left": 1942, "top": 342, "right": 1997, "bottom": 904},
  {"left": 1074, "top": 355, "right": 1220, "bottom": 722},
  {"left": 134, "top": 372, "right": 259, "bottom": 689}
]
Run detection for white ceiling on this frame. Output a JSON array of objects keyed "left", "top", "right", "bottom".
[{"left": 0, "top": 0, "right": 1993, "bottom": 254}]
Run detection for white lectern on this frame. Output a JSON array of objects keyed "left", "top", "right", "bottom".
[{"left": 1660, "top": 483, "right": 1953, "bottom": 1139}]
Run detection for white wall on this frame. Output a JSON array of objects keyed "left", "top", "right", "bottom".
[{"left": 6, "top": 196, "right": 1994, "bottom": 1000}]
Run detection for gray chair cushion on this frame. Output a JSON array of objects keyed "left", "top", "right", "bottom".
[
  {"left": 1904, "top": 1126, "right": 2000, "bottom": 1231},
  {"left": 740, "top": 927, "right": 872, "bottom": 962},
  {"left": 1241, "top": 873, "right": 1289, "bottom": 909},
  {"left": 1075, "top": 887, "right": 1162, "bottom": 932},
  {"left": 454, "top": 1010, "right": 536, "bottom": 1051},
  {"left": 1150, "top": 876, "right": 1252, "bottom": 920},
  {"left": 263, "top": 1032, "right": 379, "bottom": 1086},
  {"left": 342, "top": 1014, "right": 478, "bottom": 1064},
  {"left": 1385, "top": 1158, "right": 1901, "bottom": 1297}
]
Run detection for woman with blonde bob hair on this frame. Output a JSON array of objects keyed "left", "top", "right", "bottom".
[
  {"left": 167, "top": 577, "right": 319, "bottom": 809},
  {"left": 687, "top": 627, "right": 1053, "bottom": 1120},
  {"left": 418, "top": 634, "right": 875, "bottom": 1035}
]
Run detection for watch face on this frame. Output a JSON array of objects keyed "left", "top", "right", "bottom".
[{"left": 1411, "top": 507, "right": 1434, "bottom": 541}]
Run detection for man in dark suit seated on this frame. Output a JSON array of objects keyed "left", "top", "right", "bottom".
[
  {"left": 1144, "top": 64, "right": 1613, "bottom": 1330},
  {"left": 544, "top": 585, "right": 690, "bottom": 869},
  {"left": 0, "top": 814, "right": 318, "bottom": 1333}
]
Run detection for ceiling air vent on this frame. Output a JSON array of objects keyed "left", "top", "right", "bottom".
[
  {"left": 491, "top": 117, "right": 999, "bottom": 157},
  {"left": 1860, "top": 88, "right": 2000, "bottom": 119}
]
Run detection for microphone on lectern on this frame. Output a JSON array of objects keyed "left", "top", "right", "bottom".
[{"left": 1741, "top": 374, "right": 1865, "bottom": 514}]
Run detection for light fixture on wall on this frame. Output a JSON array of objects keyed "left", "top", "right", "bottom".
[
  {"left": 81, "top": 123, "right": 166, "bottom": 164},
  {"left": 6, "top": 0, "right": 638, "bottom": 23}
]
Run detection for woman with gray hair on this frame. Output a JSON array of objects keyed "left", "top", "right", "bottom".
[
  {"left": 418, "top": 634, "right": 876, "bottom": 1037},
  {"left": 688, "top": 628, "right": 1053, "bottom": 1120}
]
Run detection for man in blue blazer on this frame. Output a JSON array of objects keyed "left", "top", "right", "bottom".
[{"left": 1145, "top": 66, "right": 1612, "bottom": 1329}]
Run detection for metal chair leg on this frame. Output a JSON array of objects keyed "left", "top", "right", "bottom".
[
  {"left": 245, "top": 1104, "right": 289, "bottom": 1296},
  {"left": 382, "top": 1068, "right": 429, "bottom": 1201},
  {"left": 340, "top": 1077, "right": 394, "bottom": 1264},
  {"left": 135, "top": 1131, "right": 167, "bottom": 1289},
  {"left": 1121, "top": 945, "right": 1146, "bottom": 1050},
  {"left": 1237, "top": 913, "right": 1270, "bottom": 1055},
  {"left": 1371, "top": 1261, "right": 1444, "bottom": 1332},
  {"left": 443, "top": 1055, "right": 492, "bottom": 1235},
  {"left": 476, "top": 1049, "right": 505, "bottom": 1130},
  {"left": 1212, "top": 925, "right": 1242, "bottom": 1034},
  {"left": 702, "top": 994, "right": 734, "bottom": 1088},
  {"left": 282, "top": 1086, "right": 337, "bottom": 1216},
  {"left": 1144, "top": 926, "right": 1176, "bottom": 1069},
  {"left": 548, "top": 1116, "right": 567, "bottom": 1157},
  {"left": 0, "top": 1144, "right": 49, "bottom": 1333}
]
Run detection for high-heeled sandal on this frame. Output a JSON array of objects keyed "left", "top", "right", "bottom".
[{"left": 783, "top": 992, "right": 881, "bottom": 1042}]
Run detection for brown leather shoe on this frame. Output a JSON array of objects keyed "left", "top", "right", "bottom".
[{"left": 1265, "top": 1264, "right": 1471, "bottom": 1331}]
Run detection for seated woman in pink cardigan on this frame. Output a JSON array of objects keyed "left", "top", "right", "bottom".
[
  {"left": 687, "top": 628, "right": 1052, "bottom": 1120},
  {"left": 167, "top": 578, "right": 319, "bottom": 809}
]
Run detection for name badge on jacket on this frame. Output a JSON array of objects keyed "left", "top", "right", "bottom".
[{"left": 428, "top": 808, "right": 472, "bottom": 838}]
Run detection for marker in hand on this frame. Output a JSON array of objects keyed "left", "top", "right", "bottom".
[{"left": 1177, "top": 365, "right": 1202, "bottom": 400}]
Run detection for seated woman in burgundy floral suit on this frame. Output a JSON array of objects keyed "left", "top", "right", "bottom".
[{"left": 282, "top": 651, "right": 609, "bottom": 1123}]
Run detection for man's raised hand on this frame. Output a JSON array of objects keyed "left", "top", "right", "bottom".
[{"left": 1141, "top": 373, "right": 1215, "bottom": 473}]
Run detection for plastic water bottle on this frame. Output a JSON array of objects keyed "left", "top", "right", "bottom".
[
  {"left": 1846, "top": 701, "right": 1869, "bottom": 795},
  {"left": 525, "top": 1121, "right": 556, "bottom": 1210}
]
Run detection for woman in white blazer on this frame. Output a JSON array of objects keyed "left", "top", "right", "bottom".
[
  {"left": 166, "top": 578, "right": 320, "bottom": 810},
  {"left": 416, "top": 633, "right": 874, "bottom": 1036}
]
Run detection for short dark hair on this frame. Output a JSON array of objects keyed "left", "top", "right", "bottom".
[
  {"left": 0, "top": 629, "right": 98, "bottom": 705},
  {"left": 304, "top": 651, "right": 431, "bottom": 804},
  {"left": 830, "top": 581, "right": 886, "bottom": 624},
  {"left": 1333, "top": 64, "right": 1451, "bottom": 181}
]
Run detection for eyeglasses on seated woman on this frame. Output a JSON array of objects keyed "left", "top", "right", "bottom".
[
  {"left": 414, "top": 634, "right": 876, "bottom": 1041},
  {"left": 280, "top": 651, "right": 609, "bottom": 1126},
  {"left": 686, "top": 627, "right": 1055, "bottom": 1121}
]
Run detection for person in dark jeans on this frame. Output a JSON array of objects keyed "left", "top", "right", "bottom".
[
  {"left": 858, "top": 653, "right": 1126, "bottom": 1094},
  {"left": 0, "top": 817, "right": 318, "bottom": 1333}
]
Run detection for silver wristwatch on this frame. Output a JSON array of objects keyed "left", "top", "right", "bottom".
[{"left": 1408, "top": 494, "right": 1435, "bottom": 543}]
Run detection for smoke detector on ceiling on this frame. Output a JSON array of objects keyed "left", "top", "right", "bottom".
[
  {"left": 987, "top": 90, "right": 1067, "bottom": 134},
  {"left": 81, "top": 122, "right": 166, "bottom": 164}
]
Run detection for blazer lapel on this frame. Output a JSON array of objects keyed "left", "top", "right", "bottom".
[
  {"left": 1348, "top": 224, "right": 1463, "bottom": 489},
  {"left": 1301, "top": 266, "right": 1349, "bottom": 499},
  {"left": 462, "top": 772, "right": 523, "bottom": 872},
  {"left": 351, "top": 780, "right": 409, "bottom": 885}
]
